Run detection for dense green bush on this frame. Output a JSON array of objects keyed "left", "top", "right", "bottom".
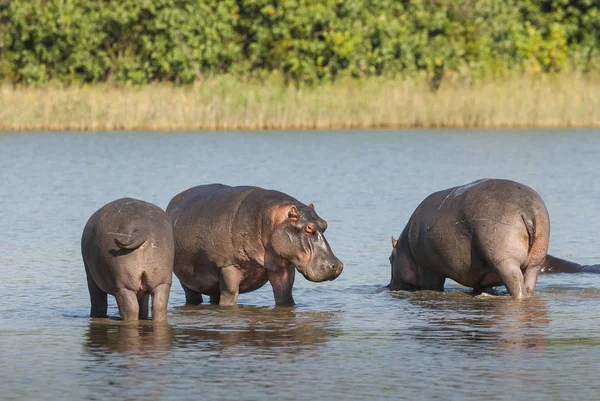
[{"left": 1, "top": 0, "right": 599, "bottom": 85}]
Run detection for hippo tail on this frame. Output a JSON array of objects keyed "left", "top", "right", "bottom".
[
  {"left": 521, "top": 215, "right": 536, "bottom": 253},
  {"left": 112, "top": 220, "right": 150, "bottom": 250}
]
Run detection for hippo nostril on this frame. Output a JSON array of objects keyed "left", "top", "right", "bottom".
[{"left": 335, "top": 262, "right": 344, "bottom": 276}]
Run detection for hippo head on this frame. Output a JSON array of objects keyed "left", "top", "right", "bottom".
[
  {"left": 269, "top": 203, "right": 343, "bottom": 282},
  {"left": 389, "top": 236, "right": 399, "bottom": 267},
  {"left": 389, "top": 236, "right": 419, "bottom": 290}
]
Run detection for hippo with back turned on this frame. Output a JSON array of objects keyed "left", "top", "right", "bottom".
[
  {"left": 389, "top": 179, "right": 550, "bottom": 299},
  {"left": 166, "top": 184, "right": 343, "bottom": 306},
  {"left": 82, "top": 198, "right": 174, "bottom": 321}
]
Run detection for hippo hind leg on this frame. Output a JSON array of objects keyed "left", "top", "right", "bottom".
[
  {"left": 209, "top": 294, "right": 220, "bottom": 304},
  {"left": 138, "top": 293, "right": 150, "bottom": 320},
  {"left": 522, "top": 242, "right": 547, "bottom": 297},
  {"left": 494, "top": 259, "right": 529, "bottom": 299},
  {"left": 181, "top": 281, "right": 203, "bottom": 305},
  {"left": 471, "top": 216, "right": 535, "bottom": 299},
  {"left": 151, "top": 283, "right": 171, "bottom": 321},
  {"left": 115, "top": 289, "right": 140, "bottom": 321},
  {"left": 478, "top": 252, "right": 529, "bottom": 299},
  {"left": 85, "top": 262, "right": 108, "bottom": 318}
]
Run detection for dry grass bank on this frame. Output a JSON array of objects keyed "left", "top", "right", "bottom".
[{"left": 1, "top": 74, "right": 599, "bottom": 131}]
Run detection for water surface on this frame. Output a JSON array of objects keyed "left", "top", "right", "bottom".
[{"left": 1, "top": 129, "right": 600, "bottom": 400}]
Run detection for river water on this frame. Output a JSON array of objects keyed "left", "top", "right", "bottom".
[{"left": 1, "top": 130, "right": 600, "bottom": 401}]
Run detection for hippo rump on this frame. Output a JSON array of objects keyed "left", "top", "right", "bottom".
[
  {"left": 82, "top": 198, "right": 174, "bottom": 321},
  {"left": 389, "top": 179, "right": 550, "bottom": 299},
  {"left": 166, "top": 184, "right": 343, "bottom": 307}
]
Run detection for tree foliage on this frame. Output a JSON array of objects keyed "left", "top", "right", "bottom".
[{"left": 1, "top": 0, "right": 599, "bottom": 84}]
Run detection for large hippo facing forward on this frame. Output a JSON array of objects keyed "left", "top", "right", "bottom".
[
  {"left": 166, "top": 184, "right": 343, "bottom": 306},
  {"left": 82, "top": 198, "right": 174, "bottom": 321},
  {"left": 389, "top": 179, "right": 550, "bottom": 299}
]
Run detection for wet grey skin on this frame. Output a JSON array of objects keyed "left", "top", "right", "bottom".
[
  {"left": 166, "top": 184, "right": 344, "bottom": 307},
  {"left": 81, "top": 198, "right": 174, "bottom": 321},
  {"left": 388, "top": 179, "right": 552, "bottom": 300}
]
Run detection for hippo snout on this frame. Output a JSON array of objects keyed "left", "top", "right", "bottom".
[
  {"left": 297, "top": 257, "right": 344, "bottom": 282},
  {"left": 330, "top": 260, "right": 344, "bottom": 280},
  {"left": 321, "top": 258, "right": 343, "bottom": 281}
]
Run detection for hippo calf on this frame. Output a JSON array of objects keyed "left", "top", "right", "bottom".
[
  {"left": 82, "top": 198, "right": 174, "bottom": 321},
  {"left": 389, "top": 179, "right": 550, "bottom": 299},
  {"left": 541, "top": 255, "right": 600, "bottom": 273},
  {"left": 166, "top": 184, "right": 343, "bottom": 306}
]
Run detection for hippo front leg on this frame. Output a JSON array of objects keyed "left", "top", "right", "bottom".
[
  {"left": 180, "top": 281, "right": 203, "bottom": 305},
  {"left": 268, "top": 265, "right": 295, "bottom": 306},
  {"left": 218, "top": 265, "right": 243, "bottom": 306}
]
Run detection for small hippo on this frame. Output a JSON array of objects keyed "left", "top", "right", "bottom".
[
  {"left": 166, "top": 184, "right": 343, "bottom": 306},
  {"left": 81, "top": 198, "right": 174, "bottom": 321},
  {"left": 541, "top": 255, "right": 600, "bottom": 273},
  {"left": 389, "top": 179, "right": 550, "bottom": 299}
]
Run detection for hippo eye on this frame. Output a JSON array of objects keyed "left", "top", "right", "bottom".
[{"left": 303, "top": 223, "right": 316, "bottom": 235}]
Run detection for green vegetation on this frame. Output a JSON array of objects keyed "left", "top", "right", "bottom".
[
  {"left": 1, "top": 0, "right": 599, "bottom": 86},
  {"left": 2, "top": 1, "right": 599, "bottom": 130}
]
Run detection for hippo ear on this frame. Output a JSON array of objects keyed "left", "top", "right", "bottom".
[
  {"left": 288, "top": 205, "right": 299, "bottom": 220},
  {"left": 308, "top": 203, "right": 314, "bottom": 210},
  {"left": 391, "top": 236, "right": 398, "bottom": 248}
]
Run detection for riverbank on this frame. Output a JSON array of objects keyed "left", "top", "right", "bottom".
[{"left": 2, "top": 74, "right": 599, "bottom": 131}]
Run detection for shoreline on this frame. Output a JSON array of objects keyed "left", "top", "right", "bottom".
[
  {"left": 3, "top": 74, "right": 600, "bottom": 131},
  {"left": 2, "top": 123, "right": 599, "bottom": 132}
]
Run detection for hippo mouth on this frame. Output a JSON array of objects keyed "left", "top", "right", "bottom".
[{"left": 295, "top": 261, "right": 343, "bottom": 282}]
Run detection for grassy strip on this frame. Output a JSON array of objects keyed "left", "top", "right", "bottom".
[{"left": 2, "top": 74, "right": 600, "bottom": 131}]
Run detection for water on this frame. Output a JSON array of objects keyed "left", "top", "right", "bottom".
[{"left": 1, "top": 129, "right": 600, "bottom": 401}]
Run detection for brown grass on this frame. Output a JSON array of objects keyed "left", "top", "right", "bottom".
[{"left": 1, "top": 73, "right": 600, "bottom": 131}]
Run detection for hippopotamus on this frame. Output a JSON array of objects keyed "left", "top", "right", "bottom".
[
  {"left": 389, "top": 179, "right": 550, "bottom": 299},
  {"left": 541, "top": 255, "right": 600, "bottom": 273},
  {"left": 166, "top": 184, "right": 343, "bottom": 307},
  {"left": 82, "top": 198, "right": 174, "bottom": 321}
]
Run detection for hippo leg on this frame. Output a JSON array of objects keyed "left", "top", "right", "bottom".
[
  {"left": 85, "top": 263, "right": 108, "bottom": 318},
  {"left": 493, "top": 259, "right": 528, "bottom": 299},
  {"left": 138, "top": 293, "right": 150, "bottom": 320},
  {"left": 268, "top": 265, "right": 296, "bottom": 306},
  {"left": 209, "top": 294, "right": 220, "bottom": 304},
  {"left": 218, "top": 265, "right": 242, "bottom": 306},
  {"left": 523, "top": 266, "right": 542, "bottom": 297},
  {"left": 475, "top": 221, "right": 531, "bottom": 299},
  {"left": 151, "top": 283, "right": 171, "bottom": 321},
  {"left": 115, "top": 289, "right": 140, "bottom": 321},
  {"left": 181, "top": 281, "right": 203, "bottom": 305},
  {"left": 418, "top": 267, "right": 446, "bottom": 292}
]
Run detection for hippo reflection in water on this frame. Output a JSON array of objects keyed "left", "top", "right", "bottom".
[
  {"left": 389, "top": 179, "right": 551, "bottom": 299},
  {"left": 399, "top": 291, "right": 550, "bottom": 350},
  {"left": 166, "top": 184, "right": 344, "bottom": 307},
  {"left": 85, "top": 309, "right": 338, "bottom": 357}
]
